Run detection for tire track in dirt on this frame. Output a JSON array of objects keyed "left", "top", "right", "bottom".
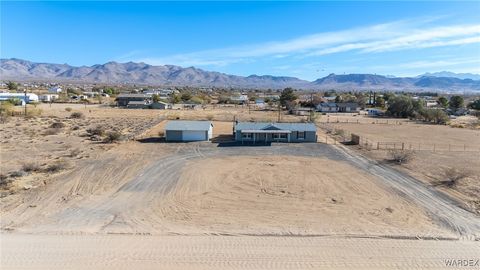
[{"left": 332, "top": 144, "right": 480, "bottom": 239}]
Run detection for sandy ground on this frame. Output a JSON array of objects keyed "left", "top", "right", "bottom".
[
  {"left": 2, "top": 234, "right": 480, "bottom": 270},
  {"left": 2, "top": 104, "right": 480, "bottom": 269},
  {"left": 322, "top": 120, "right": 480, "bottom": 214},
  {"left": 160, "top": 155, "right": 443, "bottom": 236},
  {"left": 2, "top": 143, "right": 455, "bottom": 237},
  {"left": 329, "top": 121, "right": 480, "bottom": 150}
]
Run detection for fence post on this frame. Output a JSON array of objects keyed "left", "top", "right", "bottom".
[
  {"left": 377, "top": 142, "right": 379, "bottom": 150},
  {"left": 402, "top": 143, "right": 404, "bottom": 150}
]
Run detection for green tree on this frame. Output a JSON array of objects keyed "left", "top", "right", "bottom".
[
  {"left": 449, "top": 96, "right": 464, "bottom": 110},
  {"left": 468, "top": 99, "right": 480, "bottom": 110},
  {"left": 387, "top": 95, "right": 415, "bottom": 118},
  {"left": 180, "top": 92, "right": 192, "bottom": 101},
  {"left": 279, "top": 88, "right": 297, "bottom": 107},
  {"left": 375, "top": 96, "right": 385, "bottom": 108},
  {"left": 169, "top": 93, "right": 181, "bottom": 104},
  {"left": 437, "top": 96, "right": 449, "bottom": 108},
  {"left": 383, "top": 92, "right": 395, "bottom": 102},
  {"left": 190, "top": 96, "right": 204, "bottom": 104},
  {"left": 6, "top": 81, "right": 18, "bottom": 91},
  {"left": 421, "top": 109, "right": 448, "bottom": 124},
  {"left": 152, "top": 94, "right": 160, "bottom": 103}
]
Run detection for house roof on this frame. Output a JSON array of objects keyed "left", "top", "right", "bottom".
[
  {"left": 235, "top": 122, "right": 316, "bottom": 132},
  {"left": 318, "top": 102, "right": 337, "bottom": 107},
  {"left": 117, "top": 93, "right": 151, "bottom": 98},
  {"left": 336, "top": 102, "right": 359, "bottom": 107},
  {"left": 165, "top": 120, "right": 212, "bottom": 131}
]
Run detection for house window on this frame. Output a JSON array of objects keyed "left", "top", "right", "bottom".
[
  {"left": 242, "top": 133, "right": 252, "bottom": 139},
  {"left": 297, "top": 131, "right": 305, "bottom": 139},
  {"left": 273, "top": 133, "right": 287, "bottom": 139}
]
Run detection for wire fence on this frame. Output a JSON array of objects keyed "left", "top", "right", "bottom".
[
  {"left": 317, "top": 123, "right": 480, "bottom": 152},
  {"left": 318, "top": 117, "right": 406, "bottom": 125}
]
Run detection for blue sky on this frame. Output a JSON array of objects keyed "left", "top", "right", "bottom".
[{"left": 1, "top": 1, "right": 480, "bottom": 80}]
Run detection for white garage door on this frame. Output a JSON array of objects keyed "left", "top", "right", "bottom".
[{"left": 182, "top": 130, "right": 206, "bottom": 141}]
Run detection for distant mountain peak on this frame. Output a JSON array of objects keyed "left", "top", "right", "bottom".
[
  {"left": 1, "top": 58, "right": 479, "bottom": 92},
  {"left": 419, "top": 71, "right": 480, "bottom": 80}
]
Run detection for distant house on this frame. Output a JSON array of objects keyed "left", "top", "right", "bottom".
[
  {"left": 150, "top": 101, "right": 171, "bottom": 110},
  {"left": 83, "top": 91, "right": 99, "bottom": 98},
  {"left": 230, "top": 94, "right": 249, "bottom": 104},
  {"left": 48, "top": 87, "right": 63, "bottom": 93},
  {"left": 39, "top": 94, "right": 59, "bottom": 102},
  {"left": 127, "top": 100, "right": 149, "bottom": 109},
  {"left": 316, "top": 102, "right": 338, "bottom": 112},
  {"left": 290, "top": 107, "right": 313, "bottom": 116},
  {"left": 0, "top": 92, "right": 39, "bottom": 105},
  {"left": 116, "top": 93, "right": 151, "bottom": 107},
  {"left": 336, "top": 103, "right": 360, "bottom": 113},
  {"left": 367, "top": 108, "right": 385, "bottom": 116},
  {"left": 234, "top": 122, "right": 317, "bottom": 143},
  {"left": 425, "top": 99, "right": 438, "bottom": 107},
  {"left": 255, "top": 98, "right": 265, "bottom": 108},
  {"left": 165, "top": 120, "right": 213, "bottom": 142}
]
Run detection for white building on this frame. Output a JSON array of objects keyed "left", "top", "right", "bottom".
[
  {"left": 39, "top": 94, "right": 59, "bottom": 102},
  {"left": 0, "top": 92, "right": 39, "bottom": 105},
  {"left": 48, "top": 86, "right": 63, "bottom": 93}
]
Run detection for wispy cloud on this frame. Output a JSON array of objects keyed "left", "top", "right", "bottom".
[{"left": 133, "top": 18, "right": 480, "bottom": 68}]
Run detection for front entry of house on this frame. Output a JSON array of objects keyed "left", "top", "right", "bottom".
[{"left": 241, "top": 130, "right": 291, "bottom": 144}]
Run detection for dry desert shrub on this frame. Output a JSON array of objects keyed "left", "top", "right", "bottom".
[
  {"left": 50, "top": 122, "right": 65, "bottom": 129},
  {"left": 44, "top": 161, "right": 69, "bottom": 173},
  {"left": 26, "top": 108, "right": 42, "bottom": 118},
  {"left": 435, "top": 167, "right": 471, "bottom": 188},
  {"left": 44, "top": 128, "right": 61, "bottom": 135},
  {"left": 387, "top": 149, "right": 414, "bottom": 164},
  {"left": 103, "top": 131, "right": 123, "bottom": 143},
  {"left": 21, "top": 162, "right": 41, "bottom": 173},
  {"left": 65, "top": 107, "right": 73, "bottom": 112},
  {"left": 69, "top": 148, "right": 81, "bottom": 157},
  {"left": 70, "top": 112, "right": 84, "bottom": 119},
  {"left": 0, "top": 173, "right": 11, "bottom": 187},
  {"left": 86, "top": 125, "right": 105, "bottom": 136}
]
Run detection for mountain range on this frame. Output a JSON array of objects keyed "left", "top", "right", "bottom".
[{"left": 1, "top": 58, "right": 480, "bottom": 92}]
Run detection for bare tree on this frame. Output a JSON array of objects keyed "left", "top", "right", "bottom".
[
  {"left": 387, "top": 149, "right": 414, "bottom": 164},
  {"left": 435, "top": 167, "right": 470, "bottom": 188}
]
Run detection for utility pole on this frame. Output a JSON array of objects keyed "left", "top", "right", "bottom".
[
  {"left": 24, "top": 89, "right": 27, "bottom": 117},
  {"left": 278, "top": 102, "right": 281, "bottom": 122}
]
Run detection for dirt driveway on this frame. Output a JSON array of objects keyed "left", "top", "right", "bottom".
[{"left": 2, "top": 142, "right": 479, "bottom": 239}]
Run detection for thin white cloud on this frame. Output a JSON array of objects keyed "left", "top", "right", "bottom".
[{"left": 133, "top": 18, "right": 480, "bottom": 68}]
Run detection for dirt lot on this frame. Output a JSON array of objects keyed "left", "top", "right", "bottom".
[
  {"left": 2, "top": 104, "right": 480, "bottom": 269},
  {"left": 325, "top": 121, "right": 480, "bottom": 214}
]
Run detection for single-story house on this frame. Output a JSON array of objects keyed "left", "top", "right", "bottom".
[
  {"left": 150, "top": 101, "right": 171, "bottom": 110},
  {"left": 39, "top": 94, "right": 59, "bottom": 102},
  {"left": 234, "top": 122, "right": 317, "bottom": 143},
  {"left": 165, "top": 120, "right": 213, "bottom": 142},
  {"left": 116, "top": 93, "right": 151, "bottom": 107},
  {"left": 290, "top": 107, "right": 313, "bottom": 116},
  {"left": 48, "top": 87, "right": 63, "bottom": 93},
  {"left": 336, "top": 103, "right": 360, "bottom": 113},
  {"left": 316, "top": 102, "right": 338, "bottom": 112}
]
